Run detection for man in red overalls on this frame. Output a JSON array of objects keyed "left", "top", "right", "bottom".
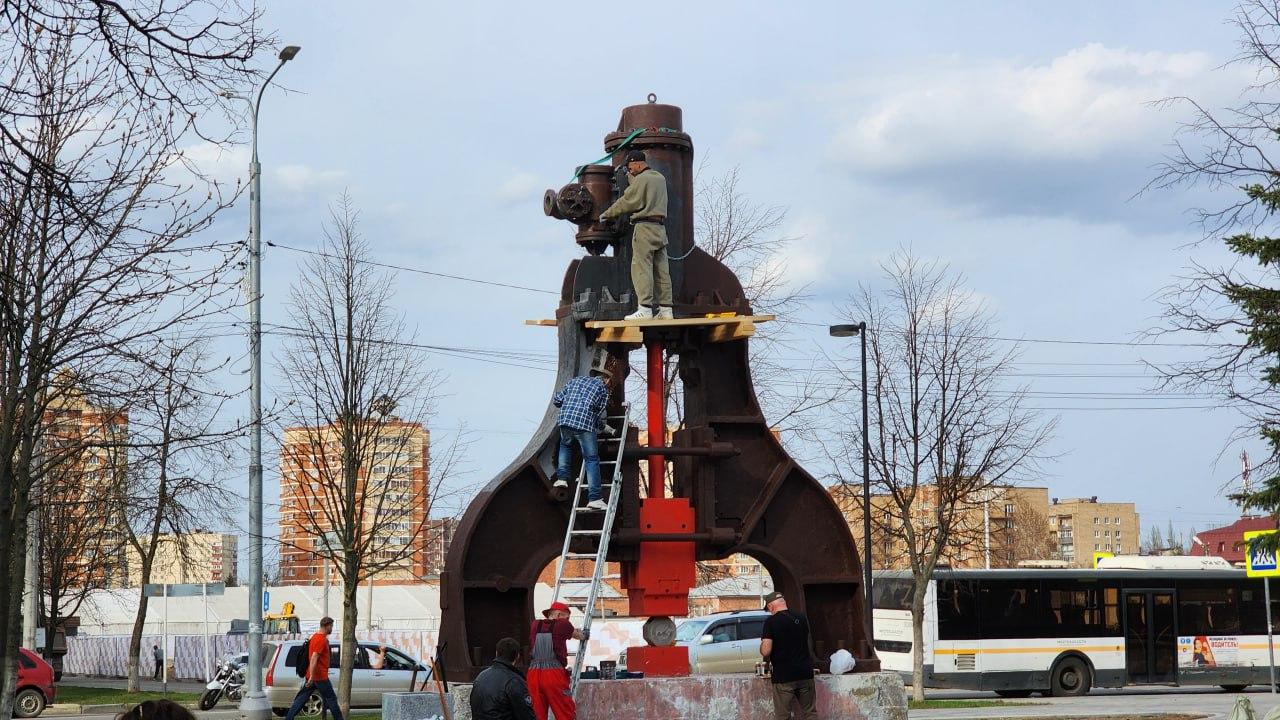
[{"left": 527, "top": 601, "right": 585, "bottom": 720}]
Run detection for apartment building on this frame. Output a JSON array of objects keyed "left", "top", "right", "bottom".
[
  {"left": 126, "top": 532, "right": 238, "bottom": 586},
  {"left": 832, "top": 485, "right": 1054, "bottom": 570},
  {"left": 278, "top": 418, "right": 431, "bottom": 585},
  {"left": 42, "top": 378, "right": 131, "bottom": 588},
  {"left": 1047, "top": 496, "right": 1140, "bottom": 566}
]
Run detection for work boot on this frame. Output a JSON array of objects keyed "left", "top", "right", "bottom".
[
  {"left": 625, "top": 306, "right": 654, "bottom": 321},
  {"left": 553, "top": 479, "right": 568, "bottom": 490},
  {"left": 584, "top": 499, "right": 608, "bottom": 512},
  {"left": 655, "top": 306, "right": 674, "bottom": 320}
]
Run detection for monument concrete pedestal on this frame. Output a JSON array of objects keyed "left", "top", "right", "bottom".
[{"left": 450, "top": 671, "right": 907, "bottom": 720}]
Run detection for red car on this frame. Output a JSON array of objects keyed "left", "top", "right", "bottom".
[{"left": 15, "top": 648, "right": 55, "bottom": 718}]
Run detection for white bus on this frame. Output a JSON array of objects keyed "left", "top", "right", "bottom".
[{"left": 873, "top": 562, "right": 1280, "bottom": 696}]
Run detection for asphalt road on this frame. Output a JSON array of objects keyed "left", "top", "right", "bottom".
[{"left": 916, "top": 686, "right": 1280, "bottom": 719}]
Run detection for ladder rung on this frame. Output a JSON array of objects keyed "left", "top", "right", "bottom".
[
  {"left": 570, "top": 529, "right": 604, "bottom": 535},
  {"left": 565, "top": 552, "right": 598, "bottom": 559}
]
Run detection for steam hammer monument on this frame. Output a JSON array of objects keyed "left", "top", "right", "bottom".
[{"left": 438, "top": 97, "right": 879, "bottom": 681}]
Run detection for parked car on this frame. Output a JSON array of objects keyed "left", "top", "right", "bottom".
[
  {"left": 15, "top": 647, "right": 56, "bottom": 718},
  {"left": 622, "top": 610, "right": 770, "bottom": 675},
  {"left": 265, "top": 640, "right": 428, "bottom": 716}
]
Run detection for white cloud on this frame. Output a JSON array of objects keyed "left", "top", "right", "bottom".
[
  {"left": 832, "top": 44, "right": 1219, "bottom": 171},
  {"left": 175, "top": 142, "right": 345, "bottom": 202}
]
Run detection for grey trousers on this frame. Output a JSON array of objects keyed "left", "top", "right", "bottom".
[
  {"left": 631, "top": 223, "right": 672, "bottom": 307},
  {"left": 771, "top": 679, "right": 818, "bottom": 720}
]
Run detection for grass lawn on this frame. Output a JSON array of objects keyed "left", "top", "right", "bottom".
[
  {"left": 908, "top": 698, "right": 1037, "bottom": 709},
  {"left": 55, "top": 686, "right": 203, "bottom": 707}
]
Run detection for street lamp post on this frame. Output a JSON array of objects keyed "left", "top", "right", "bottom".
[
  {"left": 830, "top": 322, "right": 873, "bottom": 649},
  {"left": 230, "top": 44, "right": 300, "bottom": 720}
]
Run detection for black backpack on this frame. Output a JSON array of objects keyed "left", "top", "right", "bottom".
[{"left": 291, "top": 645, "right": 308, "bottom": 678}]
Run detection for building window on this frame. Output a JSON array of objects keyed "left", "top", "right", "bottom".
[
  {"left": 1114, "top": 517, "right": 1120, "bottom": 523},
  {"left": 1094, "top": 530, "right": 1100, "bottom": 538},
  {"left": 1116, "top": 545, "right": 1123, "bottom": 553},
  {"left": 1094, "top": 544, "right": 1100, "bottom": 550},
  {"left": 1004, "top": 503, "right": 1015, "bottom": 515},
  {"left": 1115, "top": 532, "right": 1122, "bottom": 539},
  {"left": 1094, "top": 518, "right": 1100, "bottom": 524}
]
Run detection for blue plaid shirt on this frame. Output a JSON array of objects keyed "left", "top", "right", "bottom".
[{"left": 553, "top": 375, "right": 610, "bottom": 432}]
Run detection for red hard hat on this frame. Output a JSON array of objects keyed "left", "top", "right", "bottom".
[{"left": 542, "top": 601, "right": 571, "bottom": 618}]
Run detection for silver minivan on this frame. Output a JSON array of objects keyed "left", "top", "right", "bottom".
[
  {"left": 265, "top": 640, "right": 429, "bottom": 716},
  {"left": 620, "top": 610, "right": 770, "bottom": 674}
]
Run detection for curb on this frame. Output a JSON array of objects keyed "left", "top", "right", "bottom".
[{"left": 44, "top": 701, "right": 203, "bottom": 716}]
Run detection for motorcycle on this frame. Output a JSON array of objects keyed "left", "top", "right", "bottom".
[{"left": 200, "top": 656, "right": 246, "bottom": 710}]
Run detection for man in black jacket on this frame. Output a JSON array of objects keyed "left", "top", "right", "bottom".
[{"left": 470, "top": 637, "right": 536, "bottom": 720}]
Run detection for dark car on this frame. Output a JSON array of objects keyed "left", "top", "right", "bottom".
[{"left": 15, "top": 648, "right": 56, "bottom": 718}]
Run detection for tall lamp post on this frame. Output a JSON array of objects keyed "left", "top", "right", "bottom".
[
  {"left": 228, "top": 44, "right": 300, "bottom": 720},
  {"left": 830, "top": 322, "right": 873, "bottom": 648}
]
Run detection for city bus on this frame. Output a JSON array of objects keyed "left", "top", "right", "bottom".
[{"left": 873, "top": 559, "right": 1280, "bottom": 696}]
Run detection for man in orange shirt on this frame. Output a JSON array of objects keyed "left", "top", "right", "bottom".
[{"left": 285, "top": 616, "right": 344, "bottom": 720}]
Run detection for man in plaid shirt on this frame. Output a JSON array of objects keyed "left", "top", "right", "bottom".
[{"left": 552, "top": 366, "right": 613, "bottom": 511}]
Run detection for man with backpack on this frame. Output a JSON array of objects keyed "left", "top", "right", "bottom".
[{"left": 285, "top": 616, "right": 343, "bottom": 720}]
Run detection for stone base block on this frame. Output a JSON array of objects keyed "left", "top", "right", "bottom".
[
  {"left": 450, "top": 671, "right": 906, "bottom": 720},
  {"left": 381, "top": 691, "right": 453, "bottom": 720}
]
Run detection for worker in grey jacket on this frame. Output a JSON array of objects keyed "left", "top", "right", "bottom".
[{"left": 600, "top": 149, "right": 673, "bottom": 321}]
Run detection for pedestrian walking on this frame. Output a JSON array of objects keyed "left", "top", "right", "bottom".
[
  {"left": 151, "top": 645, "right": 163, "bottom": 681},
  {"left": 470, "top": 637, "right": 536, "bottom": 720},
  {"left": 285, "top": 616, "right": 343, "bottom": 720},
  {"left": 600, "top": 149, "right": 673, "bottom": 321},
  {"left": 551, "top": 366, "right": 612, "bottom": 511},
  {"left": 759, "top": 591, "right": 818, "bottom": 720},
  {"left": 527, "top": 602, "right": 585, "bottom": 720}
]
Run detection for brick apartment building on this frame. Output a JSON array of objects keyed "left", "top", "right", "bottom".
[
  {"left": 832, "top": 484, "right": 1053, "bottom": 569},
  {"left": 125, "top": 532, "right": 238, "bottom": 586},
  {"left": 1047, "top": 496, "right": 1140, "bottom": 566},
  {"left": 42, "top": 379, "right": 131, "bottom": 588},
  {"left": 279, "top": 418, "right": 432, "bottom": 585}
]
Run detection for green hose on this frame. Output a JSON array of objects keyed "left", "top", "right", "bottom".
[{"left": 571, "top": 127, "right": 645, "bottom": 181}]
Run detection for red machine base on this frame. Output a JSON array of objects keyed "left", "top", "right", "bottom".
[{"left": 625, "top": 645, "right": 690, "bottom": 677}]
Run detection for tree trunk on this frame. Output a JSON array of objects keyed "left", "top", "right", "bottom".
[
  {"left": 338, "top": 578, "right": 359, "bottom": 717},
  {"left": 126, "top": 584, "right": 151, "bottom": 692},
  {"left": 1, "top": 499, "right": 31, "bottom": 720},
  {"left": 910, "top": 576, "right": 928, "bottom": 703}
]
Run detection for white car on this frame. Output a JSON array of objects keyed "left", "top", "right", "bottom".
[
  {"left": 264, "top": 640, "right": 429, "bottom": 716},
  {"left": 621, "top": 611, "right": 769, "bottom": 675}
]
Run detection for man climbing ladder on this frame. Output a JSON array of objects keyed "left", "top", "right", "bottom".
[{"left": 552, "top": 365, "right": 614, "bottom": 511}]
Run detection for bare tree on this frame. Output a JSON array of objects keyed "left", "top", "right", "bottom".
[
  {"left": 0, "top": 4, "right": 263, "bottom": 709},
  {"left": 36, "top": 392, "right": 129, "bottom": 665},
  {"left": 991, "top": 497, "right": 1055, "bottom": 568},
  {"left": 274, "top": 196, "right": 464, "bottom": 714},
  {"left": 824, "top": 250, "right": 1055, "bottom": 701},
  {"left": 1145, "top": 1, "right": 1280, "bottom": 533},
  {"left": 110, "top": 339, "right": 238, "bottom": 692}
]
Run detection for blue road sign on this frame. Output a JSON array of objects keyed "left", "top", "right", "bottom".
[
  {"left": 263, "top": 590, "right": 270, "bottom": 612},
  {"left": 1246, "top": 530, "right": 1280, "bottom": 578}
]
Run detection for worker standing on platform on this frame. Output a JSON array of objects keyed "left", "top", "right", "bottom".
[
  {"left": 552, "top": 367, "right": 612, "bottom": 511},
  {"left": 528, "top": 601, "right": 585, "bottom": 720},
  {"left": 600, "top": 150, "right": 674, "bottom": 321},
  {"left": 760, "top": 591, "right": 818, "bottom": 720}
]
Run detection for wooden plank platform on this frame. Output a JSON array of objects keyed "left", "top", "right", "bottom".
[{"left": 586, "top": 314, "right": 775, "bottom": 344}]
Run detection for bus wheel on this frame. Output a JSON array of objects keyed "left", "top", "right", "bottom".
[
  {"left": 994, "top": 690, "right": 1033, "bottom": 698},
  {"left": 1220, "top": 684, "right": 1248, "bottom": 692},
  {"left": 1051, "top": 657, "right": 1092, "bottom": 697}
]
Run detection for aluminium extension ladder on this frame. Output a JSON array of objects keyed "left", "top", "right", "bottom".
[{"left": 550, "top": 401, "right": 631, "bottom": 697}]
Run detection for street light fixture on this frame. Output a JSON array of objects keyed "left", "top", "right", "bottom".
[
  {"left": 830, "top": 321, "right": 874, "bottom": 649},
  {"left": 233, "top": 44, "right": 300, "bottom": 720}
]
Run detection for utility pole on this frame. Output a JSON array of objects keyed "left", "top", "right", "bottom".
[
  {"left": 229, "top": 44, "right": 300, "bottom": 720},
  {"left": 22, "top": 507, "right": 38, "bottom": 650}
]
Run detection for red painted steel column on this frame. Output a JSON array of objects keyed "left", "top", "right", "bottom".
[{"left": 646, "top": 340, "right": 665, "bottom": 498}]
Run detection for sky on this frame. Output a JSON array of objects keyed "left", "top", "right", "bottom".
[{"left": 193, "top": 1, "right": 1272, "bottom": 557}]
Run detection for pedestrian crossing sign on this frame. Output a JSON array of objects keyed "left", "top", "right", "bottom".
[{"left": 1245, "top": 530, "right": 1280, "bottom": 578}]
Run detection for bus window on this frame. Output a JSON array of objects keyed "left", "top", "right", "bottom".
[
  {"left": 937, "top": 579, "right": 979, "bottom": 640},
  {"left": 1179, "top": 584, "right": 1241, "bottom": 635},
  {"left": 1240, "top": 584, "right": 1267, "bottom": 635},
  {"left": 1043, "top": 581, "right": 1121, "bottom": 637},
  {"left": 873, "top": 579, "right": 914, "bottom": 611},
  {"left": 978, "top": 579, "right": 1043, "bottom": 639}
]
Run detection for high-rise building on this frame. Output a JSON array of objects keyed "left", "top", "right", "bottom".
[
  {"left": 1047, "top": 496, "right": 1141, "bottom": 566},
  {"left": 278, "top": 418, "right": 431, "bottom": 585},
  {"left": 41, "top": 379, "right": 130, "bottom": 588},
  {"left": 126, "top": 532, "right": 238, "bottom": 586}
]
